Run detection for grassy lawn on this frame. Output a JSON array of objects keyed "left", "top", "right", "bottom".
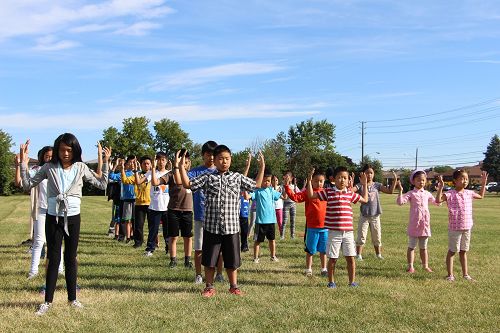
[{"left": 0, "top": 194, "right": 499, "bottom": 332}]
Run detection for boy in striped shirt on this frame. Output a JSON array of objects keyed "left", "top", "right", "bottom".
[{"left": 307, "top": 166, "right": 368, "bottom": 288}]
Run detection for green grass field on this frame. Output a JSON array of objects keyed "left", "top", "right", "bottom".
[{"left": 0, "top": 194, "right": 499, "bottom": 332}]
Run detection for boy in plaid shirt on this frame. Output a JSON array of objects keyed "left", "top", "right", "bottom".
[{"left": 179, "top": 145, "right": 265, "bottom": 297}]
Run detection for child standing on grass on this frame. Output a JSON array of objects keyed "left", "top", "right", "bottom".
[
  {"left": 353, "top": 165, "right": 397, "bottom": 260},
  {"left": 20, "top": 133, "right": 110, "bottom": 316},
  {"left": 239, "top": 192, "right": 251, "bottom": 252},
  {"left": 281, "top": 171, "right": 299, "bottom": 239},
  {"left": 396, "top": 170, "right": 439, "bottom": 274},
  {"left": 436, "top": 170, "right": 488, "bottom": 282},
  {"left": 179, "top": 146, "right": 264, "bottom": 297},
  {"left": 284, "top": 170, "right": 328, "bottom": 277},
  {"left": 307, "top": 166, "right": 368, "bottom": 288},
  {"left": 272, "top": 175, "right": 284, "bottom": 236},
  {"left": 252, "top": 171, "right": 282, "bottom": 263}
]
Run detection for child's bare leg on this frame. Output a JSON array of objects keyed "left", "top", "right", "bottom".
[
  {"left": 420, "top": 248, "right": 429, "bottom": 269},
  {"left": 446, "top": 250, "right": 455, "bottom": 277},
  {"left": 226, "top": 268, "right": 237, "bottom": 287},
  {"left": 269, "top": 240, "right": 276, "bottom": 258},
  {"left": 195, "top": 250, "right": 202, "bottom": 275},
  {"left": 204, "top": 266, "right": 215, "bottom": 287},
  {"left": 346, "top": 256, "right": 356, "bottom": 284},
  {"left": 320, "top": 253, "right": 327, "bottom": 270},
  {"left": 356, "top": 245, "right": 363, "bottom": 257},
  {"left": 407, "top": 248, "right": 415, "bottom": 269},
  {"left": 126, "top": 221, "right": 131, "bottom": 239},
  {"left": 114, "top": 223, "right": 119, "bottom": 237},
  {"left": 374, "top": 245, "right": 381, "bottom": 256},
  {"left": 169, "top": 236, "right": 178, "bottom": 258},
  {"left": 217, "top": 253, "right": 223, "bottom": 274},
  {"left": 253, "top": 241, "right": 260, "bottom": 259},
  {"left": 306, "top": 253, "right": 313, "bottom": 270},
  {"left": 327, "top": 258, "right": 337, "bottom": 283},
  {"left": 183, "top": 237, "right": 192, "bottom": 258},
  {"left": 459, "top": 250, "right": 468, "bottom": 277}
]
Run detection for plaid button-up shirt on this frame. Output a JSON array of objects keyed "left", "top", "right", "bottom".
[{"left": 190, "top": 171, "right": 256, "bottom": 235}]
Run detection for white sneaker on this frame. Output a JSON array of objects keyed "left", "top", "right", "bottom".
[
  {"left": 144, "top": 251, "right": 153, "bottom": 257},
  {"left": 27, "top": 272, "right": 38, "bottom": 280},
  {"left": 270, "top": 256, "right": 279, "bottom": 262},
  {"left": 215, "top": 273, "right": 225, "bottom": 283},
  {"left": 69, "top": 300, "right": 84, "bottom": 308},
  {"left": 356, "top": 254, "right": 363, "bottom": 261},
  {"left": 280, "top": 236, "right": 285, "bottom": 240},
  {"left": 376, "top": 254, "right": 384, "bottom": 260},
  {"left": 195, "top": 274, "right": 203, "bottom": 284},
  {"left": 321, "top": 268, "right": 328, "bottom": 276},
  {"left": 35, "top": 302, "right": 51, "bottom": 316},
  {"left": 304, "top": 268, "right": 313, "bottom": 277},
  {"left": 253, "top": 257, "right": 260, "bottom": 263}
]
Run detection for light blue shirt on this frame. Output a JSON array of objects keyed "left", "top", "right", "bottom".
[
  {"left": 251, "top": 187, "right": 281, "bottom": 224},
  {"left": 48, "top": 164, "right": 81, "bottom": 217}
]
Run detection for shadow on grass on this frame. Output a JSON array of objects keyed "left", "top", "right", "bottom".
[
  {"left": 82, "top": 282, "right": 195, "bottom": 294},
  {"left": 0, "top": 301, "right": 40, "bottom": 309}
]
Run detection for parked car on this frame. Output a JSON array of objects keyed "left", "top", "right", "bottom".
[
  {"left": 487, "top": 184, "right": 500, "bottom": 193},
  {"left": 485, "top": 182, "right": 498, "bottom": 190}
]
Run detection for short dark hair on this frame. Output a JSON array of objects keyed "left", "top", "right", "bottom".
[
  {"left": 201, "top": 141, "right": 218, "bottom": 155},
  {"left": 362, "top": 164, "right": 374, "bottom": 172},
  {"left": 452, "top": 169, "right": 468, "bottom": 180},
  {"left": 313, "top": 169, "right": 326, "bottom": 178},
  {"left": 51, "top": 133, "right": 82, "bottom": 164},
  {"left": 333, "top": 166, "right": 348, "bottom": 177},
  {"left": 37, "top": 146, "right": 53, "bottom": 167},
  {"left": 156, "top": 151, "right": 167, "bottom": 159},
  {"left": 140, "top": 156, "right": 151, "bottom": 164},
  {"left": 263, "top": 168, "right": 273, "bottom": 178},
  {"left": 126, "top": 155, "right": 135, "bottom": 163},
  {"left": 213, "top": 145, "right": 231, "bottom": 157},
  {"left": 179, "top": 148, "right": 190, "bottom": 159},
  {"left": 325, "top": 167, "right": 334, "bottom": 178}
]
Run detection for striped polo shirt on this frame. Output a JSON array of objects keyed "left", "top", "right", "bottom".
[{"left": 318, "top": 188, "right": 361, "bottom": 231}]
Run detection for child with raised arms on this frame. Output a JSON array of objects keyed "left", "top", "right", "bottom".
[
  {"left": 436, "top": 170, "right": 488, "bottom": 281},
  {"left": 353, "top": 164, "right": 397, "bottom": 260},
  {"left": 396, "top": 170, "right": 439, "bottom": 273},
  {"left": 285, "top": 169, "right": 328, "bottom": 277},
  {"left": 307, "top": 166, "right": 368, "bottom": 288},
  {"left": 179, "top": 146, "right": 264, "bottom": 297}
]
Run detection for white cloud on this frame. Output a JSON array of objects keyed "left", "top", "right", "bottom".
[
  {"left": 467, "top": 59, "right": 500, "bottom": 64},
  {"left": 147, "top": 62, "right": 286, "bottom": 91},
  {"left": 114, "top": 21, "right": 161, "bottom": 36},
  {"left": 33, "top": 35, "right": 80, "bottom": 51},
  {"left": 69, "top": 22, "right": 123, "bottom": 33},
  {"left": 0, "top": 102, "right": 323, "bottom": 130}
]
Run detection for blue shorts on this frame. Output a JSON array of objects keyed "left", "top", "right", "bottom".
[{"left": 305, "top": 228, "right": 328, "bottom": 255}]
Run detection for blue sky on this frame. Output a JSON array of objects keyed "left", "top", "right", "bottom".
[{"left": 1, "top": 0, "right": 499, "bottom": 169}]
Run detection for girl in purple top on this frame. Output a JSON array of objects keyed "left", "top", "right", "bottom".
[
  {"left": 436, "top": 170, "right": 488, "bottom": 282},
  {"left": 396, "top": 170, "right": 439, "bottom": 274}
]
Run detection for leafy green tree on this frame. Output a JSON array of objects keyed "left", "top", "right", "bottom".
[
  {"left": 153, "top": 118, "right": 193, "bottom": 159},
  {"left": 117, "top": 117, "right": 155, "bottom": 158},
  {"left": 482, "top": 134, "right": 500, "bottom": 181},
  {"left": 432, "top": 165, "right": 454, "bottom": 174},
  {"left": 0, "top": 130, "right": 14, "bottom": 195},
  {"left": 101, "top": 126, "right": 122, "bottom": 157},
  {"left": 288, "top": 118, "right": 335, "bottom": 156}
]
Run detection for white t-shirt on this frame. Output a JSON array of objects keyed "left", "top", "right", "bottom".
[
  {"left": 29, "top": 167, "right": 48, "bottom": 210},
  {"left": 147, "top": 170, "right": 170, "bottom": 211},
  {"left": 274, "top": 186, "right": 284, "bottom": 210}
]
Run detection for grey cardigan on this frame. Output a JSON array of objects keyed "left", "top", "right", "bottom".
[{"left": 21, "top": 161, "right": 108, "bottom": 234}]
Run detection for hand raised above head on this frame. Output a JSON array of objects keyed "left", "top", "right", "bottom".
[
  {"left": 20, "top": 139, "right": 30, "bottom": 164},
  {"left": 359, "top": 172, "right": 367, "bottom": 185},
  {"left": 256, "top": 151, "right": 265, "bottom": 167}
]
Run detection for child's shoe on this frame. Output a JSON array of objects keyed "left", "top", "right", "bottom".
[
  {"left": 27, "top": 272, "right": 38, "bottom": 280},
  {"left": 169, "top": 259, "right": 177, "bottom": 269},
  {"left": 304, "top": 268, "right": 313, "bottom": 277},
  {"left": 320, "top": 268, "right": 328, "bottom": 276},
  {"left": 445, "top": 275, "right": 455, "bottom": 282},
  {"left": 229, "top": 287, "right": 243, "bottom": 296},
  {"left": 348, "top": 282, "right": 359, "bottom": 288},
  {"left": 144, "top": 251, "right": 153, "bottom": 257},
  {"left": 35, "top": 302, "right": 51, "bottom": 316},
  {"left": 327, "top": 282, "right": 337, "bottom": 289},
  {"left": 376, "top": 254, "right": 384, "bottom": 260},
  {"left": 39, "top": 285, "right": 46, "bottom": 295},
  {"left": 69, "top": 300, "right": 84, "bottom": 308},
  {"left": 356, "top": 254, "right": 363, "bottom": 261},
  {"left": 201, "top": 287, "right": 216, "bottom": 298},
  {"left": 215, "top": 273, "right": 225, "bottom": 283},
  {"left": 463, "top": 275, "right": 475, "bottom": 282},
  {"left": 406, "top": 267, "right": 415, "bottom": 273},
  {"left": 253, "top": 257, "right": 260, "bottom": 264},
  {"left": 270, "top": 256, "right": 279, "bottom": 262},
  {"left": 195, "top": 274, "right": 203, "bottom": 284},
  {"left": 424, "top": 267, "right": 433, "bottom": 273}
]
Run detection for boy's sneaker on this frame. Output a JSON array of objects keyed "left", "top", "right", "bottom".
[
  {"left": 169, "top": 260, "right": 177, "bottom": 269},
  {"left": 356, "top": 254, "right": 363, "bottom": 261},
  {"left": 125, "top": 238, "right": 131, "bottom": 244},
  {"left": 27, "top": 272, "right": 38, "bottom": 280},
  {"left": 39, "top": 285, "right": 46, "bottom": 295},
  {"left": 280, "top": 236, "right": 285, "bottom": 240},
  {"left": 463, "top": 275, "right": 475, "bottom": 282},
  {"left": 229, "top": 287, "right": 243, "bottom": 296},
  {"left": 327, "top": 282, "right": 337, "bottom": 289},
  {"left": 132, "top": 242, "right": 142, "bottom": 248},
  {"left": 35, "top": 302, "right": 51, "bottom": 316},
  {"left": 253, "top": 258, "right": 260, "bottom": 264},
  {"left": 304, "top": 268, "right": 313, "bottom": 277},
  {"left": 195, "top": 274, "right": 203, "bottom": 284},
  {"left": 184, "top": 261, "right": 193, "bottom": 269},
  {"left": 69, "top": 300, "right": 84, "bottom": 308},
  {"left": 215, "top": 273, "right": 225, "bottom": 283},
  {"left": 270, "top": 256, "right": 279, "bottom": 262},
  {"left": 201, "top": 287, "right": 216, "bottom": 298},
  {"left": 144, "top": 251, "right": 153, "bottom": 257},
  {"left": 348, "top": 282, "right": 359, "bottom": 288},
  {"left": 241, "top": 246, "right": 249, "bottom": 252},
  {"left": 446, "top": 275, "right": 455, "bottom": 282},
  {"left": 320, "top": 269, "right": 328, "bottom": 277},
  {"left": 376, "top": 254, "right": 384, "bottom": 260}
]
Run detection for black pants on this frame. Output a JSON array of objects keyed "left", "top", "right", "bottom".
[
  {"left": 45, "top": 214, "right": 81, "bottom": 303},
  {"left": 134, "top": 205, "right": 149, "bottom": 246},
  {"left": 239, "top": 216, "right": 249, "bottom": 250}
]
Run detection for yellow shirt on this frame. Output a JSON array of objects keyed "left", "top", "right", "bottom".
[{"left": 122, "top": 173, "right": 151, "bottom": 206}]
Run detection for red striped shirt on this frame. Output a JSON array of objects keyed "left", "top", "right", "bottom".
[{"left": 318, "top": 188, "right": 360, "bottom": 231}]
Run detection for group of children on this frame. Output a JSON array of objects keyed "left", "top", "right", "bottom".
[{"left": 16, "top": 133, "right": 490, "bottom": 314}]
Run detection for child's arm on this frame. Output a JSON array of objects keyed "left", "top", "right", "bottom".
[
  {"left": 254, "top": 152, "right": 265, "bottom": 188},
  {"left": 150, "top": 158, "right": 161, "bottom": 186},
  {"left": 380, "top": 171, "right": 398, "bottom": 194},
  {"left": 357, "top": 172, "right": 369, "bottom": 204},
  {"left": 179, "top": 153, "right": 192, "bottom": 189},
  {"left": 306, "top": 168, "right": 320, "bottom": 199},
  {"left": 14, "top": 154, "right": 21, "bottom": 187},
  {"left": 243, "top": 191, "right": 252, "bottom": 200},
  {"left": 475, "top": 171, "right": 489, "bottom": 199},
  {"left": 19, "top": 139, "right": 47, "bottom": 190},
  {"left": 435, "top": 175, "right": 447, "bottom": 203},
  {"left": 172, "top": 150, "right": 183, "bottom": 185},
  {"left": 243, "top": 152, "right": 251, "bottom": 177},
  {"left": 120, "top": 159, "right": 128, "bottom": 184},
  {"left": 284, "top": 173, "right": 306, "bottom": 202},
  {"left": 395, "top": 180, "right": 408, "bottom": 205}
]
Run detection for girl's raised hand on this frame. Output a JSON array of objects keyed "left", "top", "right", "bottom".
[
  {"left": 166, "top": 159, "right": 173, "bottom": 171},
  {"left": 256, "top": 151, "right": 265, "bottom": 167},
  {"left": 20, "top": 139, "right": 30, "bottom": 165},
  {"left": 480, "top": 171, "right": 489, "bottom": 186},
  {"left": 436, "top": 175, "right": 444, "bottom": 189},
  {"left": 395, "top": 179, "right": 402, "bottom": 191},
  {"left": 283, "top": 173, "right": 292, "bottom": 185},
  {"left": 103, "top": 147, "right": 112, "bottom": 162},
  {"left": 245, "top": 152, "right": 252, "bottom": 167},
  {"left": 175, "top": 150, "right": 183, "bottom": 168},
  {"left": 308, "top": 168, "right": 315, "bottom": 181},
  {"left": 152, "top": 157, "right": 157, "bottom": 170},
  {"left": 359, "top": 172, "right": 367, "bottom": 185}
]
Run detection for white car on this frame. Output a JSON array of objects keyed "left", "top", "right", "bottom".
[{"left": 485, "top": 182, "right": 498, "bottom": 190}]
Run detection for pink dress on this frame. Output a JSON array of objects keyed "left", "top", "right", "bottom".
[{"left": 397, "top": 189, "right": 438, "bottom": 237}]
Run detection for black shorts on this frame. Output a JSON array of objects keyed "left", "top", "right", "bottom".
[
  {"left": 201, "top": 231, "right": 241, "bottom": 269},
  {"left": 166, "top": 210, "right": 193, "bottom": 237},
  {"left": 255, "top": 223, "right": 276, "bottom": 242}
]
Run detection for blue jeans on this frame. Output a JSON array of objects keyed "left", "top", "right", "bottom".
[{"left": 146, "top": 209, "right": 167, "bottom": 252}]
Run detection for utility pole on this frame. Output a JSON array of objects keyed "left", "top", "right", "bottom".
[
  {"left": 415, "top": 148, "right": 418, "bottom": 169},
  {"left": 361, "top": 121, "right": 365, "bottom": 164}
]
